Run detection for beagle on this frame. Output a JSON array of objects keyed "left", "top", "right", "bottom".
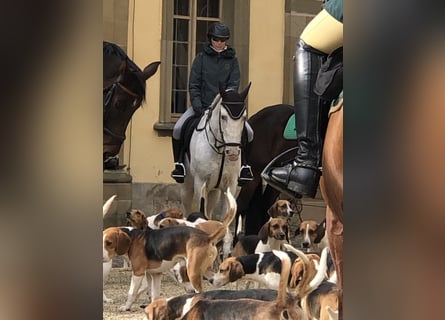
[
  {"left": 103, "top": 189, "right": 237, "bottom": 312},
  {"left": 102, "top": 226, "right": 148, "bottom": 303},
  {"left": 181, "top": 250, "right": 303, "bottom": 320},
  {"left": 159, "top": 216, "right": 233, "bottom": 259},
  {"left": 232, "top": 217, "right": 289, "bottom": 256},
  {"left": 209, "top": 251, "right": 299, "bottom": 289},
  {"left": 127, "top": 207, "right": 184, "bottom": 230},
  {"left": 157, "top": 215, "right": 233, "bottom": 291},
  {"left": 144, "top": 289, "right": 280, "bottom": 320},
  {"left": 267, "top": 199, "right": 296, "bottom": 218},
  {"left": 303, "top": 281, "right": 339, "bottom": 320},
  {"left": 234, "top": 199, "right": 294, "bottom": 245},
  {"left": 103, "top": 194, "right": 138, "bottom": 303},
  {"left": 125, "top": 207, "right": 184, "bottom": 277},
  {"left": 283, "top": 243, "right": 338, "bottom": 320},
  {"left": 295, "top": 219, "right": 329, "bottom": 253}
]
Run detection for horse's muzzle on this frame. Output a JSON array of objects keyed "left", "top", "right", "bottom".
[{"left": 225, "top": 146, "right": 240, "bottom": 161}]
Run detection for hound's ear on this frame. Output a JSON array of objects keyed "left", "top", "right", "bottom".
[
  {"left": 144, "top": 304, "right": 155, "bottom": 320},
  {"left": 229, "top": 261, "right": 244, "bottom": 282},
  {"left": 239, "top": 82, "right": 252, "bottom": 101},
  {"left": 294, "top": 227, "right": 301, "bottom": 237},
  {"left": 314, "top": 220, "right": 326, "bottom": 243},
  {"left": 142, "top": 216, "right": 148, "bottom": 229},
  {"left": 258, "top": 222, "right": 270, "bottom": 244},
  {"left": 116, "top": 231, "right": 131, "bottom": 255},
  {"left": 267, "top": 205, "right": 276, "bottom": 218},
  {"left": 285, "top": 224, "right": 290, "bottom": 243}
]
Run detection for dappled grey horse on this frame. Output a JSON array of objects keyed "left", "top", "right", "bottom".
[{"left": 182, "top": 83, "right": 251, "bottom": 220}]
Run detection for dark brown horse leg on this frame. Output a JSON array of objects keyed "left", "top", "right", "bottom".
[{"left": 326, "top": 205, "right": 343, "bottom": 320}]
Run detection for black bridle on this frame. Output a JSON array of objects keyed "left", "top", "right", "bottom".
[
  {"left": 197, "top": 99, "right": 246, "bottom": 154},
  {"left": 196, "top": 97, "right": 246, "bottom": 188},
  {"left": 103, "top": 80, "right": 142, "bottom": 145}
]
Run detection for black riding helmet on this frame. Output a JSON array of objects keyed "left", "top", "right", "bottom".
[{"left": 207, "top": 22, "right": 230, "bottom": 41}]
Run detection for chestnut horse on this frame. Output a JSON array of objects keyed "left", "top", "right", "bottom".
[
  {"left": 103, "top": 41, "right": 160, "bottom": 169},
  {"left": 320, "top": 99, "right": 343, "bottom": 319}
]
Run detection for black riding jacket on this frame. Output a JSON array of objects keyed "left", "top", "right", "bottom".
[{"left": 189, "top": 44, "right": 240, "bottom": 112}]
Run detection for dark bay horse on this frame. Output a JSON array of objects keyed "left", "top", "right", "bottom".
[
  {"left": 235, "top": 104, "right": 299, "bottom": 236},
  {"left": 103, "top": 41, "right": 160, "bottom": 169},
  {"left": 254, "top": 99, "right": 343, "bottom": 318}
]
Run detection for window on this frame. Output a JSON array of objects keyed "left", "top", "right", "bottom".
[
  {"left": 172, "top": 0, "right": 222, "bottom": 116},
  {"left": 157, "top": 0, "right": 223, "bottom": 130}
]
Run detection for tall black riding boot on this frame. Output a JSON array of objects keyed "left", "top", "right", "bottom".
[
  {"left": 266, "top": 39, "right": 330, "bottom": 198},
  {"left": 170, "top": 138, "right": 186, "bottom": 183},
  {"left": 238, "top": 127, "right": 254, "bottom": 186}
]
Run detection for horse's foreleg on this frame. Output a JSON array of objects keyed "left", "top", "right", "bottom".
[
  {"left": 206, "top": 190, "right": 222, "bottom": 221},
  {"left": 191, "top": 180, "right": 206, "bottom": 214},
  {"left": 181, "top": 181, "right": 194, "bottom": 215}
]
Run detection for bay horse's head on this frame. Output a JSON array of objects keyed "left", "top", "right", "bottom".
[
  {"left": 103, "top": 41, "right": 160, "bottom": 169},
  {"left": 210, "top": 82, "right": 251, "bottom": 161}
]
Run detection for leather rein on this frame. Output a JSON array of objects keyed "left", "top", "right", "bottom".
[{"left": 103, "top": 81, "right": 142, "bottom": 145}]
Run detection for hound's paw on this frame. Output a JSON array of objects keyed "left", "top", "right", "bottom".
[{"left": 118, "top": 305, "right": 131, "bottom": 312}]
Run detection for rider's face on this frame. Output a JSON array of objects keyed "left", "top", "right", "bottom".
[{"left": 211, "top": 38, "right": 227, "bottom": 51}]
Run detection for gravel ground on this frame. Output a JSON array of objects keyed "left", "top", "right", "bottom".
[
  {"left": 103, "top": 245, "right": 302, "bottom": 320},
  {"left": 103, "top": 260, "right": 243, "bottom": 320}
]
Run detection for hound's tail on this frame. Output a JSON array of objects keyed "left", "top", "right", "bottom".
[
  {"left": 272, "top": 250, "right": 291, "bottom": 308},
  {"left": 103, "top": 195, "right": 117, "bottom": 218},
  {"left": 208, "top": 188, "right": 237, "bottom": 244},
  {"left": 282, "top": 243, "right": 329, "bottom": 298}
]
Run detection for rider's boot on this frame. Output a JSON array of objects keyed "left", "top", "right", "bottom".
[
  {"left": 238, "top": 127, "right": 254, "bottom": 186},
  {"left": 263, "top": 39, "right": 330, "bottom": 198},
  {"left": 171, "top": 138, "right": 186, "bottom": 183}
]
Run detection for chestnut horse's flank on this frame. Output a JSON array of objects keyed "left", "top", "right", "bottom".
[
  {"left": 103, "top": 41, "right": 160, "bottom": 169},
  {"left": 320, "top": 97, "right": 343, "bottom": 319}
]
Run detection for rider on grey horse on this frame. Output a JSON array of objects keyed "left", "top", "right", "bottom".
[{"left": 171, "top": 22, "right": 254, "bottom": 186}]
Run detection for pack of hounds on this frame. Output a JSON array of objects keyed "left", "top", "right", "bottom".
[{"left": 103, "top": 192, "right": 339, "bottom": 320}]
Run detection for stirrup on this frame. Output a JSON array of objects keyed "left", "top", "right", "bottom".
[
  {"left": 261, "top": 170, "right": 303, "bottom": 199},
  {"left": 238, "top": 165, "right": 253, "bottom": 186},
  {"left": 171, "top": 162, "right": 186, "bottom": 183}
]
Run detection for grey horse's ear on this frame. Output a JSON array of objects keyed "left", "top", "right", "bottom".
[{"left": 239, "top": 82, "right": 252, "bottom": 101}]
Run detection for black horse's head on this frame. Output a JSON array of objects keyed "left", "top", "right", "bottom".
[{"left": 103, "top": 41, "right": 160, "bottom": 169}]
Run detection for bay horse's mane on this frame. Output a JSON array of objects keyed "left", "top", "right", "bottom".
[{"left": 103, "top": 41, "right": 142, "bottom": 73}]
